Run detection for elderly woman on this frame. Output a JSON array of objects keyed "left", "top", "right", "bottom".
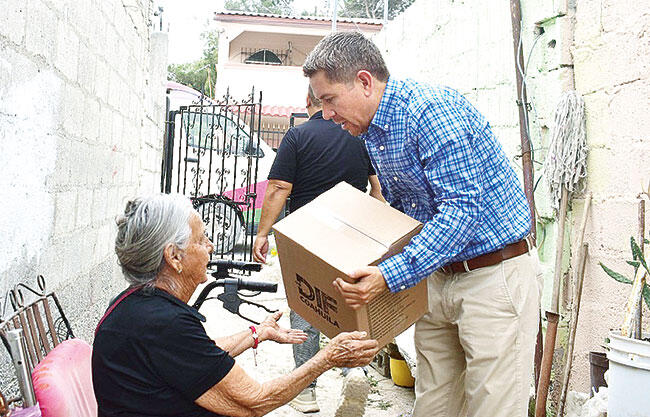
[{"left": 92, "top": 194, "right": 378, "bottom": 417}]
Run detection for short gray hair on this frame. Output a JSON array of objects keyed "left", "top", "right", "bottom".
[
  {"left": 303, "top": 31, "right": 389, "bottom": 84},
  {"left": 114, "top": 193, "right": 194, "bottom": 287}
]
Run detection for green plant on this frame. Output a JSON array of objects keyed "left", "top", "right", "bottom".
[{"left": 599, "top": 236, "right": 650, "bottom": 310}]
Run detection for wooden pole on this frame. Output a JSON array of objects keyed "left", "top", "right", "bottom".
[
  {"left": 635, "top": 198, "right": 645, "bottom": 339},
  {"left": 509, "top": 0, "right": 542, "bottom": 390},
  {"left": 536, "top": 186, "right": 569, "bottom": 417},
  {"left": 557, "top": 193, "right": 592, "bottom": 417}
]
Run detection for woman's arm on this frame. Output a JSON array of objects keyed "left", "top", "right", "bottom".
[
  {"left": 196, "top": 331, "right": 378, "bottom": 417},
  {"left": 213, "top": 312, "right": 307, "bottom": 357}
]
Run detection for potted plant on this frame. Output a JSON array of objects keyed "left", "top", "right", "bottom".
[{"left": 599, "top": 229, "right": 650, "bottom": 416}]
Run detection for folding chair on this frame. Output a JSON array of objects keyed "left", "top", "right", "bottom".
[{"left": 0, "top": 275, "right": 74, "bottom": 407}]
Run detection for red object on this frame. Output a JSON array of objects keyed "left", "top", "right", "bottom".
[
  {"left": 95, "top": 286, "right": 143, "bottom": 336},
  {"left": 249, "top": 326, "right": 259, "bottom": 349}
]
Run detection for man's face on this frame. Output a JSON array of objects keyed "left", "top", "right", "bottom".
[{"left": 309, "top": 70, "right": 373, "bottom": 137}]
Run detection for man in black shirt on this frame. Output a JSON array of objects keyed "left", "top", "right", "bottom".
[{"left": 253, "top": 86, "right": 384, "bottom": 413}]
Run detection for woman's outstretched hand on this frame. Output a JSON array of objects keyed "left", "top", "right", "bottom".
[
  {"left": 258, "top": 311, "right": 308, "bottom": 345},
  {"left": 323, "top": 331, "right": 379, "bottom": 368}
]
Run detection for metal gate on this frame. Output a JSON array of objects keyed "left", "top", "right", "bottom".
[{"left": 161, "top": 90, "right": 264, "bottom": 264}]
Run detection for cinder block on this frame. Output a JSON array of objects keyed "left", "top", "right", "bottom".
[
  {"left": 54, "top": 190, "right": 77, "bottom": 236},
  {"left": 108, "top": 70, "right": 121, "bottom": 110},
  {"left": 599, "top": 0, "right": 645, "bottom": 34},
  {"left": 582, "top": 91, "right": 611, "bottom": 148},
  {"left": 574, "top": 0, "right": 602, "bottom": 44},
  {"left": 99, "top": 104, "right": 113, "bottom": 145},
  {"left": 0, "top": 0, "right": 26, "bottom": 45},
  {"left": 75, "top": 187, "right": 93, "bottom": 228},
  {"left": 77, "top": 44, "right": 96, "bottom": 95},
  {"left": 94, "top": 60, "right": 109, "bottom": 104},
  {"left": 573, "top": 42, "right": 610, "bottom": 94},
  {"left": 82, "top": 96, "right": 101, "bottom": 143},
  {"left": 25, "top": 0, "right": 57, "bottom": 61},
  {"left": 78, "top": 227, "right": 96, "bottom": 274},
  {"left": 584, "top": 198, "right": 638, "bottom": 252},
  {"left": 91, "top": 188, "right": 108, "bottom": 224},
  {"left": 100, "top": 0, "right": 116, "bottom": 28},
  {"left": 606, "top": 80, "right": 650, "bottom": 144},
  {"left": 94, "top": 222, "right": 114, "bottom": 265},
  {"left": 111, "top": 112, "right": 124, "bottom": 148},
  {"left": 62, "top": 83, "right": 84, "bottom": 137},
  {"left": 55, "top": 20, "right": 79, "bottom": 81}
]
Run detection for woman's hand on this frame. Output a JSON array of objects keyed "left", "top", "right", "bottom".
[
  {"left": 323, "top": 331, "right": 379, "bottom": 368},
  {"left": 258, "top": 311, "right": 308, "bottom": 345}
]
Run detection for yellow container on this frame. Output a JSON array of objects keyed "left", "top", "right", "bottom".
[{"left": 390, "top": 357, "right": 415, "bottom": 387}]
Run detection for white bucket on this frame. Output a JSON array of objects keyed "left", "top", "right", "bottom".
[{"left": 607, "top": 332, "right": 650, "bottom": 416}]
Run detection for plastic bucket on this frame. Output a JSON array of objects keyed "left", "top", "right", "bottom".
[
  {"left": 607, "top": 332, "right": 650, "bottom": 416},
  {"left": 390, "top": 357, "right": 415, "bottom": 387},
  {"left": 588, "top": 351, "right": 608, "bottom": 396}
]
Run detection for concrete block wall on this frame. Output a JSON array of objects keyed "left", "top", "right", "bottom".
[
  {"left": 0, "top": 0, "right": 167, "bottom": 392},
  {"left": 377, "top": 0, "right": 522, "bottom": 168},
  {"left": 567, "top": 0, "right": 650, "bottom": 392}
]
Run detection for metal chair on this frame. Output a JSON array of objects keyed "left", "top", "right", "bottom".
[{"left": 0, "top": 276, "right": 74, "bottom": 407}]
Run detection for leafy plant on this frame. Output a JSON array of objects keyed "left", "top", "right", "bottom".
[
  {"left": 167, "top": 30, "right": 219, "bottom": 95},
  {"left": 599, "top": 236, "right": 650, "bottom": 310}
]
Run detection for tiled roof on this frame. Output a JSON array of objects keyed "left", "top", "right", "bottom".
[
  {"left": 215, "top": 11, "right": 383, "bottom": 26},
  {"left": 259, "top": 104, "right": 307, "bottom": 117}
]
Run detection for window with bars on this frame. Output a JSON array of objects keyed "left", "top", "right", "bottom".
[{"left": 241, "top": 48, "right": 289, "bottom": 65}]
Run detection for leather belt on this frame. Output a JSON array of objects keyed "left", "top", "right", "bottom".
[{"left": 440, "top": 236, "right": 534, "bottom": 274}]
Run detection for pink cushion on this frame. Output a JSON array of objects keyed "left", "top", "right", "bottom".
[{"left": 32, "top": 339, "right": 97, "bottom": 417}]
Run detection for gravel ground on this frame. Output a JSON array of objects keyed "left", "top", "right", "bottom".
[{"left": 197, "top": 251, "right": 415, "bottom": 417}]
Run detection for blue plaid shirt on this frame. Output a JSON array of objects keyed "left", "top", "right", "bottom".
[{"left": 362, "top": 78, "right": 531, "bottom": 293}]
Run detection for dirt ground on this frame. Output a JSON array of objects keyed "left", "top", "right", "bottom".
[{"left": 198, "top": 253, "right": 415, "bottom": 417}]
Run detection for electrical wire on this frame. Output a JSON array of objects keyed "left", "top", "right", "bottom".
[{"left": 515, "top": 22, "right": 546, "bottom": 192}]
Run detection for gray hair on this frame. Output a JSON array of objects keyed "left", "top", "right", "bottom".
[
  {"left": 303, "top": 31, "right": 389, "bottom": 84},
  {"left": 114, "top": 193, "right": 194, "bottom": 287},
  {"left": 307, "top": 85, "right": 322, "bottom": 107}
]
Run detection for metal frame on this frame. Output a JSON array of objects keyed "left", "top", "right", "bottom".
[
  {"left": 162, "top": 89, "right": 264, "bottom": 268},
  {"left": 0, "top": 275, "right": 74, "bottom": 406}
]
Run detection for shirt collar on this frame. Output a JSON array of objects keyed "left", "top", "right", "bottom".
[
  {"left": 309, "top": 110, "right": 323, "bottom": 120},
  {"left": 370, "top": 76, "right": 400, "bottom": 133}
]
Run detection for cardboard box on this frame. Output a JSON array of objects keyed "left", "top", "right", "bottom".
[{"left": 273, "top": 182, "right": 428, "bottom": 348}]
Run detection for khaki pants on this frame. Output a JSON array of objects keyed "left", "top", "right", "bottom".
[{"left": 412, "top": 251, "right": 543, "bottom": 417}]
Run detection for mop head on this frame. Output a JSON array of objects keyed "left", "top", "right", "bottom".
[{"left": 543, "top": 90, "right": 588, "bottom": 213}]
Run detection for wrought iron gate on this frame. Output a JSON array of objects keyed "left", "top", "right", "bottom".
[{"left": 161, "top": 89, "right": 264, "bottom": 264}]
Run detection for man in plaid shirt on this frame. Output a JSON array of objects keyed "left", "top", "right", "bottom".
[{"left": 303, "top": 32, "right": 543, "bottom": 417}]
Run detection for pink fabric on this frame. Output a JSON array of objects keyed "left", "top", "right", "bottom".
[
  {"left": 9, "top": 406, "right": 41, "bottom": 417},
  {"left": 31, "top": 339, "right": 97, "bottom": 417},
  {"left": 223, "top": 180, "right": 269, "bottom": 209}
]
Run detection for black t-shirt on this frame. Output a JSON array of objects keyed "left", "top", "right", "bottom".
[
  {"left": 268, "top": 111, "right": 376, "bottom": 212},
  {"left": 92, "top": 287, "right": 235, "bottom": 417}
]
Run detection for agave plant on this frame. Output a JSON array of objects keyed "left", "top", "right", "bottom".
[{"left": 599, "top": 235, "right": 650, "bottom": 337}]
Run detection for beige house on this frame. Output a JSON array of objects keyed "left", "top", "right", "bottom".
[{"left": 213, "top": 12, "right": 383, "bottom": 147}]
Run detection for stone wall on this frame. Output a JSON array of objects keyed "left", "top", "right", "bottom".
[
  {"left": 379, "top": 0, "right": 650, "bottom": 394},
  {"left": 0, "top": 0, "right": 167, "bottom": 392},
  {"left": 568, "top": 0, "right": 650, "bottom": 392},
  {"left": 377, "top": 1, "right": 521, "bottom": 160}
]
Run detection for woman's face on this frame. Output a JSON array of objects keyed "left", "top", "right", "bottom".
[{"left": 181, "top": 213, "right": 214, "bottom": 286}]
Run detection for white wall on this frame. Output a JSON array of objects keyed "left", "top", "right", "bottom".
[
  {"left": 0, "top": 0, "right": 167, "bottom": 359},
  {"left": 217, "top": 64, "right": 309, "bottom": 107}
]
